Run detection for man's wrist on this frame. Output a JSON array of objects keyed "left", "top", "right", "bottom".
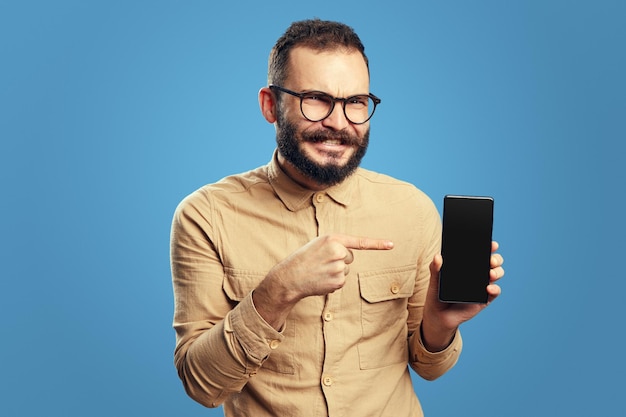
[
  {"left": 252, "top": 273, "right": 300, "bottom": 331},
  {"left": 420, "top": 321, "right": 457, "bottom": 353}
]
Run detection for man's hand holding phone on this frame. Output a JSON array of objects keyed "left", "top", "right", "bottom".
[{"left": 421, "top": 196, "right": 505, "bottom": 352}]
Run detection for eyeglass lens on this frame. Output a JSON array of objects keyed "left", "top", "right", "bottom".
[{"left": 300, "top": 93, "right": 375, "bottom": 124}]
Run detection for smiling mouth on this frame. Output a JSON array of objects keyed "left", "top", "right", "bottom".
[
  {"left": 319, "top": 139, "right": 344, "bottom": 146},
  {"left": 306, "top": 134, "right": 360, "bottom": 148}
]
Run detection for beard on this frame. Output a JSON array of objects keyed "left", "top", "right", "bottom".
[{"left": 275, "top": 113, "right": 369, "bottom": 187}]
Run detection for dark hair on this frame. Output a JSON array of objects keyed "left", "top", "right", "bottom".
[{"left": 267, "top": 18, "right": 369, "bottom": 88}]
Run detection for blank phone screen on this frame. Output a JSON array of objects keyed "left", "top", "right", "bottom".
[{"left": 439, "top": 196, "right": 494, "bottom": 303}]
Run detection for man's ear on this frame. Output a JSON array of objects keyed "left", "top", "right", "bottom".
[{"left": 259, "top": 87, "right": 277, "bottom": 123}]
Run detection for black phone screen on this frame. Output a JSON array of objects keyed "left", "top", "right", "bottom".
[{"left": 439, "top": 195, "right": 494, "bottom": 303}]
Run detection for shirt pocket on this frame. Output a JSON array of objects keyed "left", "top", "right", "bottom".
[
  {"left": 357, "top": 264, "right": 416, "bottom": 370},
  {"left": 223, "top": 268, "right": 296, "bottom": 375}
]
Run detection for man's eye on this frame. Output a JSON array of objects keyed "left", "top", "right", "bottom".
[
  {"left": 303, "top": 94, "right": 332, "bottom": 105},
  {"left": 304, "top": 94, "right": 330, "bottom": 101},
  {"left": 347, "top": 96, "right": 368, "bottom": 107}
]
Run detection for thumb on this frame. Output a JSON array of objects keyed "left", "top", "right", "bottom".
[
  {"left": 428, "top": 254, "right": 443, "bottom": 292},
  {"left": 429, "top": 254, "right": 443, "bottom": 276}
]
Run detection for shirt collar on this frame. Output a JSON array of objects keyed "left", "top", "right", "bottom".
[{"left": 267, "top": 150, "right": 354, "bottom": 212}]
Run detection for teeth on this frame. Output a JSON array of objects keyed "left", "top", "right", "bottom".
[{"left": 323, "top": 140, "right": 341, "bottom": 145}]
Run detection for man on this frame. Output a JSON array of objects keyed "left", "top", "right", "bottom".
[{"left": 170, "top": 19, "right": 504, "bottom": 417}]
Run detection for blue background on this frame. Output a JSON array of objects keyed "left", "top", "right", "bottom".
[{"left": 1, "top": 1, "right": 623, "bottom": 416}]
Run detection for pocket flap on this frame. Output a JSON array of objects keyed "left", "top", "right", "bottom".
[
  {"left": 358, "top": 265, "right": 416, "bottom": 303},
  {"left": 223, "top": 267, "right": 266, "bottom": 301}
]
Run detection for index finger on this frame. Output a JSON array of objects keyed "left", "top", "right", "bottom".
[{"left": 333, "top": 234, "right": 394, "bottom": 250}]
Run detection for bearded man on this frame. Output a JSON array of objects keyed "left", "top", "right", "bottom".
[{"left": 170, "top": 18, "right": 505, "bottom": 417}]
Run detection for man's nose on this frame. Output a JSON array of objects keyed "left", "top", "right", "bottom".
[{"left": 321, "top": 102, "right": 350, "bottom": 130}]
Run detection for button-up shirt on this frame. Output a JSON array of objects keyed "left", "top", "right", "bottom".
[{"left": 170, "top": 152, "right": 462, "bottom": 417}]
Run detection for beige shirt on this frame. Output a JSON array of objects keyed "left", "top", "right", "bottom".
[{"left": 170, "top": 152, "right": 462, "bottom": 417}]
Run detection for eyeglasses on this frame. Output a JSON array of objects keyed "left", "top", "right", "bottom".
[{"left": 269, "top": 85, "right": 381, "bottom": 125}]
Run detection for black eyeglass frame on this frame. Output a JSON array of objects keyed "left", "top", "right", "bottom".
[{"left": 269, "top": 84, "right": 381, "bottom": 125}]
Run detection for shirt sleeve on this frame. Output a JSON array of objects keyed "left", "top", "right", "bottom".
[
  {"left": 170, "top": 189, "right": 283, "bottom": 408},
  {"left": 410, "top": 324, "right": 462, "bottom": 380}
]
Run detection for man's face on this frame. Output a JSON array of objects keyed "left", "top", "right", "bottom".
[{"left": 275, "top": 47, "right": 371, "bottom": 187}]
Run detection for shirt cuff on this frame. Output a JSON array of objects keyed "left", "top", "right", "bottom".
[
  {"left": 227, "top": 292, "right": 285, "bottom": 365},
  {"left": 412, "top": 324, "right": 463, "bottom": 365}
]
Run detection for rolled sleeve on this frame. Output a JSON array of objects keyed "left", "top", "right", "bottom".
[
  {"left": 177, "top": 292, "right": 286, "bottom": 408},
  {"left": 227, "top": 292, "right": 285, "bottom": 366},
  {"left": 410, "top": 324, "right": 462, "bottom": 381}
]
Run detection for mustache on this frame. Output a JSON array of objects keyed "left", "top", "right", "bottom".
[{"left": 301, "top": 129, "right": 365, "bottom": 148}]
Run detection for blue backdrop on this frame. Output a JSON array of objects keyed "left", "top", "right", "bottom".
[{"left": 1, "top": 1, "right": 623, "bottom": 416}]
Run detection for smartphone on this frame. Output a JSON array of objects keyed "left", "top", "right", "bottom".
[{"left": 439, "top": 195, "right": 494, "bottom": 303}]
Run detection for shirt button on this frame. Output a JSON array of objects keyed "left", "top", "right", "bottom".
[
  {"left": 315, "top": 193, "right": 325, "bottom": 203},
  {"left": 269, "top": 339, "right": 281, "bottom": 349},
  {"left": 323, "top": 312, "right": 333, "bottom": 321},
  {"left": 322, "top": 376, "right": 333, "bottom": 386},
  {"left": 390, "top": 283, "right": 400, "bottom": 294}
]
